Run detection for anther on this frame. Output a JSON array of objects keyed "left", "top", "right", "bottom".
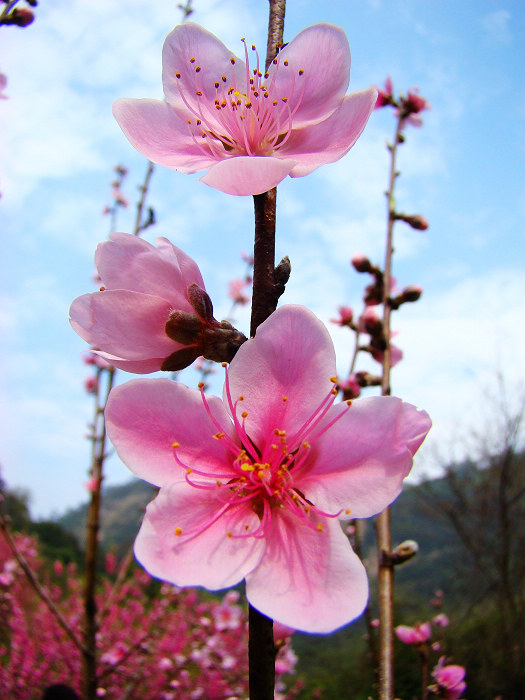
[
  {"left": 198, "top": 381, "right": 205, "bottom": 388},
  {"left": 214, "top": 81, "right": 219, "bottom": 88},
  {"left": 171, "top": 442, "right": 179, "bottom": 448},
  {"left": 195, "top": 66, "right": 201, "bottom": 72},
  {"left": 283, "top": 60, "right": 289, "bottom": 66},
  {"left": 241, "top": 411, "right": 248, "bottom": 418},
  {"left": 222, "top": 76, "right": 227, "bottom": 82},
  {"left": 317, "top": 523, "right": 323, "bottom": 532},
  {"left": 227, "top": 531, "right": 233, "bottom": 538},
  {"left": 230, "top": 58, "right": 235, "bottom": 65},
  {"left": 175, "top": 527, "right": 183, "bottom": 536},
  {"left": 189, "top": 57, "right": 195, "bottom": 63},
  {"left": 196, "top": 90, "right": 203, "bottom": 96},
  {"left": 330, "top": 376, "right": 338, "bottom": 383},
  {"left": 99, "top": 286, "right": 105, "bottom": 291},
  {"left": 298, "top": 69, "right": 304, "bottom": 76}
]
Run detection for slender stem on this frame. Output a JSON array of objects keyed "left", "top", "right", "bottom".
[
  {"left": 250, "top": 188, "right": 277, "bottom": 337},
  {"left": 247, "top": 3, "right": 286, "bottom": 697},
  {"left": 83, "top": 367, "right": 115, "bottom": 700},
  {"left": 375, "top": 114, "right": 404, "bottom": 700},
  {"left": 133, "top": 161, "right": 155, "bottom": 235},
  {"left": 419, "top": 644, "right": 429, "bottom": 700}
]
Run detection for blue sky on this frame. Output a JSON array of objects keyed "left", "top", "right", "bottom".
[{"left": 2, "top": 0, "right": 524, "bottom": 517}]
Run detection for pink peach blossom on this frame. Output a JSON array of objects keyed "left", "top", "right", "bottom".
[
  {"left": 395, "top": 621, "right": 432, "bottom": 645},
  {"left": 431, "top": 657, "right": 466, "bottom": 699},
  {"left": 112, "top": 23, "right": 377, "bottom": 196},
  {"left": 105, "top": 305, "right": 431, "bottom": 633},
  {"left": 70, "top": 233, "right": 242, "bottom": 373}
]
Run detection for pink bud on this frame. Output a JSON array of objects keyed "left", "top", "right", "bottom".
[{"left": 351, "top": 253, "right": 373, "bottom": 273}]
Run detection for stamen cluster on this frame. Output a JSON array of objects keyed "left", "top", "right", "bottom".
[{"left": 177, "top": 41, "right": 304, "bottom": 157}]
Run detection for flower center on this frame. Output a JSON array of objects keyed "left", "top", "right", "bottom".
[
  {"left": 169, "top": 368, "right": 352, "bottom": 544},
  {"left": 175, "top": 40, "right": 305, "bottom": 157}
]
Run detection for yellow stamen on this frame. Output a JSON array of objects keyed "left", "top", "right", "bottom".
[{"left": 175, "top": 527, "right": 183, "bottom": 536}]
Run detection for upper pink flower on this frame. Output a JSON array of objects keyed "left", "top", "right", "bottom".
[
  {"left": 395, "top": 622, "right": 432, "bottom": 645},
  {"left": 112, "top": 23, "right": 378, "bottom": 196},
  {"left": 69, "top": 232, "right": 245, "bottom": 373},
  {"left": 105, "top": 305, "right": 431, "bottom": 633}
]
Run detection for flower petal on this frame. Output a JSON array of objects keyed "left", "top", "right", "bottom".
[
  {"left": 134, "top": 485, "right": 264, "bottom": 589},
  {"left": 93, "top": 351, "right": 165, "bottom": 374},
  {"left": 279, "top": 88, "right": 377, "bottom": 177},
  {"left": 269, "top": 23, "right": 350, "bottom": 127},
  {"left": 112, "top": 98, "right": 218, "bottom": 173},
  {"left": 105, "top": 379, "right": 237, "bottom": 487},
  {"left": 95, "top": 233, "right": 204, "bottom": 302},
  {"left": 199, "top": 155, "right": 297, "bottom": 196},
  {"left": 69, "top": 290, "right": 176, "bottom": 360},
  {"left": 246, "top": 514, "right": 368, "bottom": 633},
  {"left": 298, "top": 396, "right": 432, "bottom": 518},
  {"left": 162, "top": 23, "right": 243, "bottom": 114},
  {"left": 226, "top": 305, "right": 336, "bottom": 448}
]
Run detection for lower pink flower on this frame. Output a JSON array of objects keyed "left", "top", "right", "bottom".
[
  {"left": 105, "top": 305, "right": 431, "bottom": 633},
  {"left": 431, "top": 657, "right": 466, "bottom": 699}
]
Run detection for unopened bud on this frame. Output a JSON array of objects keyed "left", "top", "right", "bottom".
[
  {"left": 354, "top": 371, "right": 382, "bottom": 387},
  {"left": 396, "top": 213, "right": 429, "bottom": 231},
  {"left": 351, "top": 253, "right": 373, "bottom": 273},
  {"left": 390, "top": 540, "right": 419, "bottom": 565},
  {"left": 274, "top": 255, "right": 291, "bottom": 299},
  {"left": 8, "top": 8, "right": 35, "bottom": 26},
  {"left": 390, "top": 284, "right": 423, "bottom": 309}
]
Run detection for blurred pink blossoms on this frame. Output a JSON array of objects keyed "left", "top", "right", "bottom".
[
  {"left": 106, "top": 305, "right": 431, "bottom": 633},
  {"left": 430, "top": 657, "right": 466, "bottom": 699},
  {"left": 112, "top": 22, "right": 377, "bottom": 196},
  {"left": 395, "top": 621, "right": 432, "bottom": 645},
  {"left": 69, "top": 232, "right": 245, "bottom": 373}
]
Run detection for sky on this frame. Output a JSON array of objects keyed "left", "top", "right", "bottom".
[{"left": 1, "top": 0, "right": 524, "bottom": 518}]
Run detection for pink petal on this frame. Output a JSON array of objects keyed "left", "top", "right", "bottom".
[
  {"left": 298, "top": 396, "right": 431, "bottom": 518},
  {"left": 162, "top": 23, "right": 243, "bottom": 115},
  {"left": 154, "top": 236, "right": 205, "bottom": 291},
  {"left": 395, "top": 625, "right": 420, "bottom": 645},
  {"left": 93, "top": 351, "right": 165, "bottom": 374},
  {"left": 246, "top": 515, "right": 368, "bottom": 633},
  {"left": 69, "top": 290, "right": 176, "bottom": 359},
  {"left": 226, "top": 305, "right": 337, "bottom": 448},
  {"left": 199, "top": 155, "right": 297, "bottom": 196},
  {"left": 269, "top": 23, "right": 350, "bottom": 128},
  {"left": 95, "top": 233, "right": 204, "bottom": 302},
  {"left": 134, "top": 485, "right": 264, "bottom": 589},
  {"left": 112, "top": 98, "right": 218, "bottom": 173},
  {"left": 105, "top": 379, "right": 237, "bottom": 487},
  {"left": 279, "top": 88, "right": 377, "bottom": 177}
]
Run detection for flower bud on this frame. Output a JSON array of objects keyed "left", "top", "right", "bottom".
[
  {"left": 351, "top": 253, "right": 373, "bottom": 273},
  {"left": 390, "top": 539, "right": 419, "bottom": 565},
  {"left": 396, "top": 213, "right": 429, "bottom": 231}
]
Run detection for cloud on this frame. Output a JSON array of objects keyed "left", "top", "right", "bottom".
[{"left": 481, "top": 10, "right": 512, "bottom": 45}]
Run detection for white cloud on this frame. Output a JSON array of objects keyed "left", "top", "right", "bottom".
[{"left": 481, "top": 10, "right": 512, "bottom": 45}]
